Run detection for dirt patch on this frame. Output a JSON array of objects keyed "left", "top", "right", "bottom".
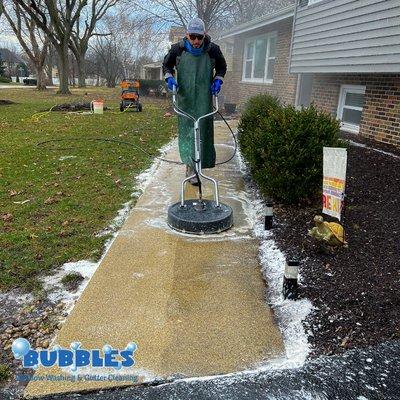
[
  {"left": 0, "top": 100, "right": 16, "bottom": 106},
  {"left": 272, "top": 135, "right": 400, "bottom": 357}
]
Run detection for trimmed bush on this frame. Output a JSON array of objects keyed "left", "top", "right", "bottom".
[
  {"left": 0, "top": 76, "right": 11, "bottom": 83},
  {"left": 238, "top": 94, "right": 343, "bottom": 204}
]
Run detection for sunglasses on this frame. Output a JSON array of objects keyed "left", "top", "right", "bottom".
[{"left": 189, "top": 34, "right": 204, "bottom": 41}]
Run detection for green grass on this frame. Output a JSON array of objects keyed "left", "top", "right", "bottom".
[{"left": 0, "top": 87, "right": 176, "bottom": 292}]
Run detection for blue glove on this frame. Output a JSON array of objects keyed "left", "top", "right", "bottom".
[
  {"left": 166, "top": 76, "right": 178, "bottom": 91},
  {"left": 211, "top": 78, "right": 223, "bottom": 95}
]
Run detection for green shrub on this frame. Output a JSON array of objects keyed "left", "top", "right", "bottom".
[
  {"left": 238, "top": 94, "right": 280, "bottom": 173},
  {"left": 139, "top": 79, "right": 164, "bottom": 96},
  {"left": 0, "top": 76, "right": 11, "bottom": 83},
  {"left": 238, "top": 94, "right": 343, "bottom": 204}
]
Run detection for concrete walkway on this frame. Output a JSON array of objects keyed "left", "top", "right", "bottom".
[{"left": 24, "top": 121, "right": 284, "bottom": 398}]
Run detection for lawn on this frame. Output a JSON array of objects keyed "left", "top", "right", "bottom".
[{"left": 0, "top": 87, "right": 176, "bottom": 293}]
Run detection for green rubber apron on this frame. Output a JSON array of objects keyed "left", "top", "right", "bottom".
[{"left": 176, "top": 50, "right": 215, "bottom": 169}]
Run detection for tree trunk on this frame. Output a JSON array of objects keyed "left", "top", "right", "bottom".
[
  {"left": 106, "top": 77, "right": 116, "bottom": 88},
  {"left": 46, "top": 66, "right": 54, "bottom": 86},
  {"left": 46, "top": 52, "right": 54, "bottom": 86},
  {"left": 36, "top": 66, "right": 47, "bottom": 90},
  {"left": 77, "top": 54, "right": 86, "bottom": 88},
  {"left": 56, "top": 45, "right": 70, "bottom": 94}
]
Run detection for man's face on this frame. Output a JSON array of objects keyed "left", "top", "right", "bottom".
[{"left": 186, "top": 32, "right": 205, "bottom": 48}]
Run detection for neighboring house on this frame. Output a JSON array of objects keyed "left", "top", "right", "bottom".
[
  {"left": 219, "top": 5, "right": 297, "bottom": 108},
  {"left": 0, "top": 48, "right": 25, "bottom": 77},
  {"left": 290, "top": 0, "right": 400, "bottom": 146},
  {"left": 140, "top": 62, "right": 163, "bottom": 80}
]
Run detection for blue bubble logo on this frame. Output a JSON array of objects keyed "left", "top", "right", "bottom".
[
  {"left": 12, "top": 338, "right": 31, "bottom": 359},
  {"left": 70, "top": 342, "right": 81, "bottom": 351},
  {"left": 103, "top": 344, "right": 112, "bottom": 355},
  {"left": 125, "top": 342, "right": 137, "bottom": 352}
]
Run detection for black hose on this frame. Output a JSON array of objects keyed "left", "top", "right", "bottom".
[{"left": 36, "top": 111, "right": 238, "bottom": 166}]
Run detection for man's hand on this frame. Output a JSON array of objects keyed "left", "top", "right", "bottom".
[
  {"left": 166, "top": 77, "right": 178, "bottom": 91},
  {"left": 211, "top": 78, "right": 223, "bottom": 95}
]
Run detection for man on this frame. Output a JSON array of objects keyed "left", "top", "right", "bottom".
[{"left": 162, "top": 18, "right": 227, "bottom": 185}]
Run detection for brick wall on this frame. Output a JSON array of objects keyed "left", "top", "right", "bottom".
[
  {"left": 222, "top": 18, "right": 297, "bottom": 109},
  {"left": 310, "top": 74, "right": 400, "bottom": 147}
]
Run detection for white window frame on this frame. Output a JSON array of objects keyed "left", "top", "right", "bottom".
[
  {"left": 241, "top": 32, "right": 277, "bottom": 84},
  {"left": 337, "top": 84, "right": 366, "bottom": 134}
]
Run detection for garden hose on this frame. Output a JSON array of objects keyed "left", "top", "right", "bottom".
[
  {"left": 28, "top": 105, "right": 58, "bottom": 122},
  {"left": 36, "top": 110, "right": 237, "bottom": 167}
]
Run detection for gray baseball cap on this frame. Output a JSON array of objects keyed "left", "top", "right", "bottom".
[{"left": 187, "top": 18, "right": 205, "bottom": 34}]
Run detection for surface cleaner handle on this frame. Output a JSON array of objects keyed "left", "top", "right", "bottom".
[{"left": 172, "top": 86, "right": 196, "bottom": 122}]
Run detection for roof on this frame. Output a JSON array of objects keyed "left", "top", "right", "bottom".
[
  {"left": 142, "top": 62, "right": 162, "bottom": 69},
  {"left": 219, "top": 5, "right": 295, "bottom": 39}
]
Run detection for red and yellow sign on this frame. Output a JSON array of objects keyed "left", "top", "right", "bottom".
[{"left": 322, "top": 148, "right": 347, "bottom": 221}]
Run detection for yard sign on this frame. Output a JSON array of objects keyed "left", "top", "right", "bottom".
[{"left": 322, "top": 147, "right": 347, "bottom": 221}]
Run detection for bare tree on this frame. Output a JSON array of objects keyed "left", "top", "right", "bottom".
[
  {"left": 14, "top": 0, "right": 87, "bottom": 94},
  {"left": 0, "top": 0, "right": 49, "bottom": 90},
  {"left": 69, "top": 0, "right": 118, "bottom": 88},
  {"left": 88, "top": 12, "right": 164, "bottom": 85},
  {"left": 90, "top": 36, "right": 122, "bottom": 87},
  {"left": 44, "top": 41, "right": 56, "bottom": 85},
  {"left": 227, "top": 0, "right": 294, "bottom": 25},
  {"left": 126, "top": 0, "right": 237, "bottom": 32}
]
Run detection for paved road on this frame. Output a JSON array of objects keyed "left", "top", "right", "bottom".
[
  {"left": 0, "top": 85, "right": 57, "bottom": 89},
  {"left": 10, "top": 340, "right": 396, "bottom": 400}
]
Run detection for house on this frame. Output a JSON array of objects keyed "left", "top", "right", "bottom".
[
  {"left": 219, "top": 4, "right": 297, "bottom": 108},
  {"left": 220, "top": 0, "right": 400, "bottom": 147},
  {"left": 140, "top": 61, "right": 163, "bottom": 80},
  {"left": 290, "top": 0, "right": 400, "bottom": 146},
  {"left": 0, "top": 47, "right": 26, "bottom": 77}
]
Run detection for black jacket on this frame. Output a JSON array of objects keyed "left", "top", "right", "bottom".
[{"left": 162, "top": 35, "right": 227, "bottom": 81}]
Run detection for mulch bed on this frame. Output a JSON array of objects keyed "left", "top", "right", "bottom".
[{"left": 272, "top": 133, "right": 400, "bottom": 357}]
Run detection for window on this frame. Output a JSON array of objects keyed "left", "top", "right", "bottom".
[
  {"left": 337, "top": 85, "right": 366, "bottom": 133},
  {"left": 242, "top": 33, "right": 277, "bottom": 83}
]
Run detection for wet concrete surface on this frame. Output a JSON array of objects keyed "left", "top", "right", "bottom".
[{"left": 32, "top": 340, "right": 400, "bottom": 400}]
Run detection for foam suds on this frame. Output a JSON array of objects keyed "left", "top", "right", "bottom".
[
  {"left": 43, "top": 129, "right": 312, "bottom": 380},
  {"left": 235, "top": 143, "right": 313, "bottom": 368}
]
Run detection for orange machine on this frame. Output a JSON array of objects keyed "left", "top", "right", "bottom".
[{"left": 120, "top": 79, "right": 142, "bottom": 112}]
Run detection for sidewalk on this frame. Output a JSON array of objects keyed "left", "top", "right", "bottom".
[{"left": 24, "top": 121, "right": 285, "bottom": 398}]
